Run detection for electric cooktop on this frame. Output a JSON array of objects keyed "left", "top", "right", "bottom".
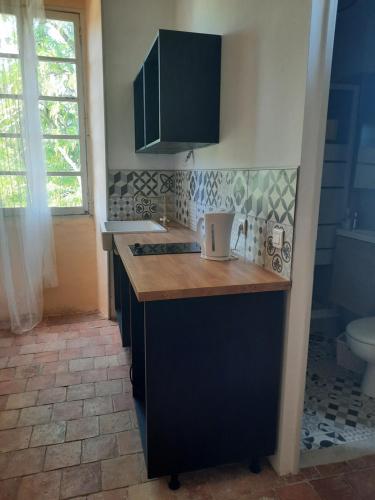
[{"left": 129, "top": 242, "right": 201, "bottom": 256}]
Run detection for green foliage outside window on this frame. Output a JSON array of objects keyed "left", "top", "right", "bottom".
[{"left": 0, "top": 15, "right": 84, "bottom": 210}]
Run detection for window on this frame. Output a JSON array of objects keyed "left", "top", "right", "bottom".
[{"left": 0, "top": 11, "right": 88, "bottom": 214}]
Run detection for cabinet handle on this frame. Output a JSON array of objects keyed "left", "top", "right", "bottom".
[{"left": 129, "top": 364, "right": 133, "bottom": 385}]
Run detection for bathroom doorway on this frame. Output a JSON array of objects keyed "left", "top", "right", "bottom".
[{"left": 301, "top": 0, "right": 375, "bottom": 466}]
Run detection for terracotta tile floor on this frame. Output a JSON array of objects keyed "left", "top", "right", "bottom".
[{"left": 1, "top": 314, "right": 375, "bottom": 499}]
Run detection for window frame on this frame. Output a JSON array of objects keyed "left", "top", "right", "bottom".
[{"left": 0, "top": 9, "right": 89, "bottom": 216}]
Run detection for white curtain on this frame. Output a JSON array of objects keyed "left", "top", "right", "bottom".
[{"left": 0, "top": 0, "right": 57, "bottom": 333}]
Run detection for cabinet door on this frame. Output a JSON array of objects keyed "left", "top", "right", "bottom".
[
  {"left": 130, "top": 286, "right": 145, "bottom": 401},
  {"left": 133, "top": 67, "right": 145, "bottom": 151},
  {"left": 113, "top": 252, "right": 131, "bottom": 347},
  {"left": 143, "top": 292, "right": 284, "bottom": 478}
]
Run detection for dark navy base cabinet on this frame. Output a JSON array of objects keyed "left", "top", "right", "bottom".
[
  {"left": 113, "top": 252, "right": 131, "bottom": 347},
  {"left": 115, "top": 255, "right": 285, "bottom": 480}
]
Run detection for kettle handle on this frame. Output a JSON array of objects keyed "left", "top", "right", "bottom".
[{"left": 196, "top": 217, "right": 205, "bottom": 254}]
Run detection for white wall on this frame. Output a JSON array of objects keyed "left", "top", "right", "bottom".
[
  {"left": 101, "top": 0, "right": 176, "bottom": 172},
  {"left": 102, "top": 0, "right": 311, "bottom": 173},
  {"left": 174, "top": 0, "right": 311, "bottom": 171}
]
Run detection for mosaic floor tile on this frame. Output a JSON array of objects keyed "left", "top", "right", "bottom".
[{"left": 302, "top": 333, "right": 375, "bottom": 452}]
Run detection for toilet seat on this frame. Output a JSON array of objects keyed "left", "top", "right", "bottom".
[{"left": 346, "top": 317, "right": 375, "bottom": 345}]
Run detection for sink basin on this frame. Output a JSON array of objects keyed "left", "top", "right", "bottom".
[{"left": 101, "top": 220, "right": 167, "bottom": 251}]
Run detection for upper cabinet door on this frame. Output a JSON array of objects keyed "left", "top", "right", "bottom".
[{"left": 133, "top": 29, "right": 221, "bottom": 154}]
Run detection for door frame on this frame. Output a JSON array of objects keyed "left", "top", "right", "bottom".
[{"left": 270, "top": 0, "right": 338, "bottom": 475}]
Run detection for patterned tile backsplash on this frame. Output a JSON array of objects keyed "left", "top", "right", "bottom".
[{"left": 107, "top": 167, "right": 298, "bottom": 279}]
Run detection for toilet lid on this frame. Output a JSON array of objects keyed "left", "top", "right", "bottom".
[{"left": 346, "top": 317, "right": 375, "bottom": 345}]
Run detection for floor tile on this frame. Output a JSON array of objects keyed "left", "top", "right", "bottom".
[
  {"left": 30, "top": 421, "right": 66, "bottom": 447},
  {"left": 0, "top": 477, "right": 21, "bottom": 500},
  {"left": 347, "top": 454, "right": 375, "bottom": 470},
  {"left": 66, "top": 416, "right": 99, "bottom": 441},
  {"left": 15, "top": 364, "right": 40, "bottom": 379},
  {"left": 0, "top": 379, "right": 26, "bottom": 395},
  {"left": 41, "top": 360, "right": 68, "bottom": 374},
  {"left": 88, "top": 488, "right": 129, "bottom": 499},
  {"left": 346, "top": 469, "right": 375, "bottom": 499},
  {"left": 52, "top": 400, "right": 83, "bottom": 421},
  {"left": 61, "top": 462, "right": 101, "bottom": 499},
  {"left": 117, "top": 430, "right": 142, "bottom": 455},
  {"left": 18, "top": 405, "right": 52, "bottom": 426},
  {"left": 95, "top": 380, "right": 122, "bottom": 397},
  {"left": 82, "top": 345, "right": 106, "bottom": 358},
  {"left": 0, "top": 447, "right": 45, "bottom": 479},
  {"left": 69, "top": 358, "right": 94, "bottom": 372},
  {"left": 0, "top": 410, "right": 19, "bottom": 430},
  {"left": 59, "top": 348, "right": 82, "bottom": 361},
  {"left": 82, "top": 434, "right": 118, "bottom": 462},
  {"left": 316, "top": 462, "right": 352, "bottom": 477},
  {"left": 17, "top": 470, "right": 61, "bottom": 500},
  {"left": 7, "top": 354, "right": 34, "bottom": 368},
  {"left": 55, "top": 372, "right": 82, "bottom": 387},
  {"left": 100, "top": 411, "right": 132, "bottom": 434},
  {"left": 126, "top": 480, "right": 176, "bottom": 500},
  {"left": 101, "top": 454, "right": 142, "bottom": 490},
  {"left": 0, "top": 427, "right": 31, "bottom": 452},
  {"left": 0, "top": 368, "right": 16, "bottom": 381},
  {"left": 311, "top": 476, "right": 358, "bottom": 500},
  {"left": 37, "top": 387, "right": 66, "bottom": 405},
  {"left": 275, "top": 482, "right": 320, "bottom": 500},
  {"left": 112, "top": 393, "right": 134, "bottom": 412},
  {"left": 44, "top": 441, "right": 81, "bottom": 471},
  {"left": 5, "top": 391, "right": 38, "bottom": 410},
  {"left": 84, "top": 396, "right": 113, "bottom": 417},
  {"left": 67, "top": 383, "right": 95, "bottom": 401},
  {"left": 26, "top": 374, "right": 55, "bottom": 391},
  {"left": 0, "top": 395, "right": 7, "bottom": 410},
  {"left": 108, "top": 366, "right": 128, "bottom": 380},
  {"left": 82, "top": 368, "right": 108, "bottom": 383},
  {"left": 94, "top": 356, "right": 119, "bottom": 369}
]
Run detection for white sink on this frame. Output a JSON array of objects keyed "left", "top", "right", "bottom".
[{"left": 101, "top": 220, "right": 167, "bottom": 251}]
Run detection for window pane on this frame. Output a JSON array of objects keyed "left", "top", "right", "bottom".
[
  {"left": 38, "top": 61, "right": 77, "bottom": 97},
  {"left": 39, "top": 100, "right": 79, "bottom": 135},
  {"left": 0, "top": 138, "right": 24, "bottom": 172},
  {"left": 0, "top": 14, "right": 18, "bottom": 54},
  {"left": 34, "top": 19, "right": 75, "bottom": 59},
  {"left": 43, "top": 138, "right": 80, "bottom": 172},
  {"left": 0, "top": 57, "right": 22, "bottom": 94},
  {"left": 0, "top": 98, "right": 22, "bottom": 133},
  {"left": 47, "top": 175, "right": 82, "bottom": 207},
  {"left": 0, "top": 175, "right": 27, "bottom": 208}
]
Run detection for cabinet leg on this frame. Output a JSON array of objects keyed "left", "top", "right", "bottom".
[
  {"left": 168, "top": 474, "right": 181, "bottom": 490},
  {"left": 249, "top": 458, "right": 262, "bottom": 474}
]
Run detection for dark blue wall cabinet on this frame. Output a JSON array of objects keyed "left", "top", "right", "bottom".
[{"left": 133, "top": 29, "right": 221, "bottom": 154}]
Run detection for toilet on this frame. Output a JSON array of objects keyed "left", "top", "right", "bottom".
[{"left": 346, "top": 317, "right": 375, "bottom": 398}]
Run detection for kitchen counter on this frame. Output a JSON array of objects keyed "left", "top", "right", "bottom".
[
  {"left": 112, "top": 222, "right": 288, "bottom": 485},
  {"left": 114, "top": 223, "right": 291, "bottom": 302}
]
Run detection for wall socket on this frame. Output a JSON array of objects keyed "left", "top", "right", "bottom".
[{"left": 272, "top": 226, "right": 284, "bottom": 249}]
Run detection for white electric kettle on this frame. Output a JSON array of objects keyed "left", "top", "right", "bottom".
[{"left": 197, "top": 211, "right": 235, "bottom": 260}]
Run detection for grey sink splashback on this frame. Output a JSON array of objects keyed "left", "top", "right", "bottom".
[{"left": 107, "top": 167, "right": 298, "bottom": 280}]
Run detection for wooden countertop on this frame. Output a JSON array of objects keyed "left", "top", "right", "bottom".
[{"left": 114, "top": 223, "right": 291, "bottom": 301}]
